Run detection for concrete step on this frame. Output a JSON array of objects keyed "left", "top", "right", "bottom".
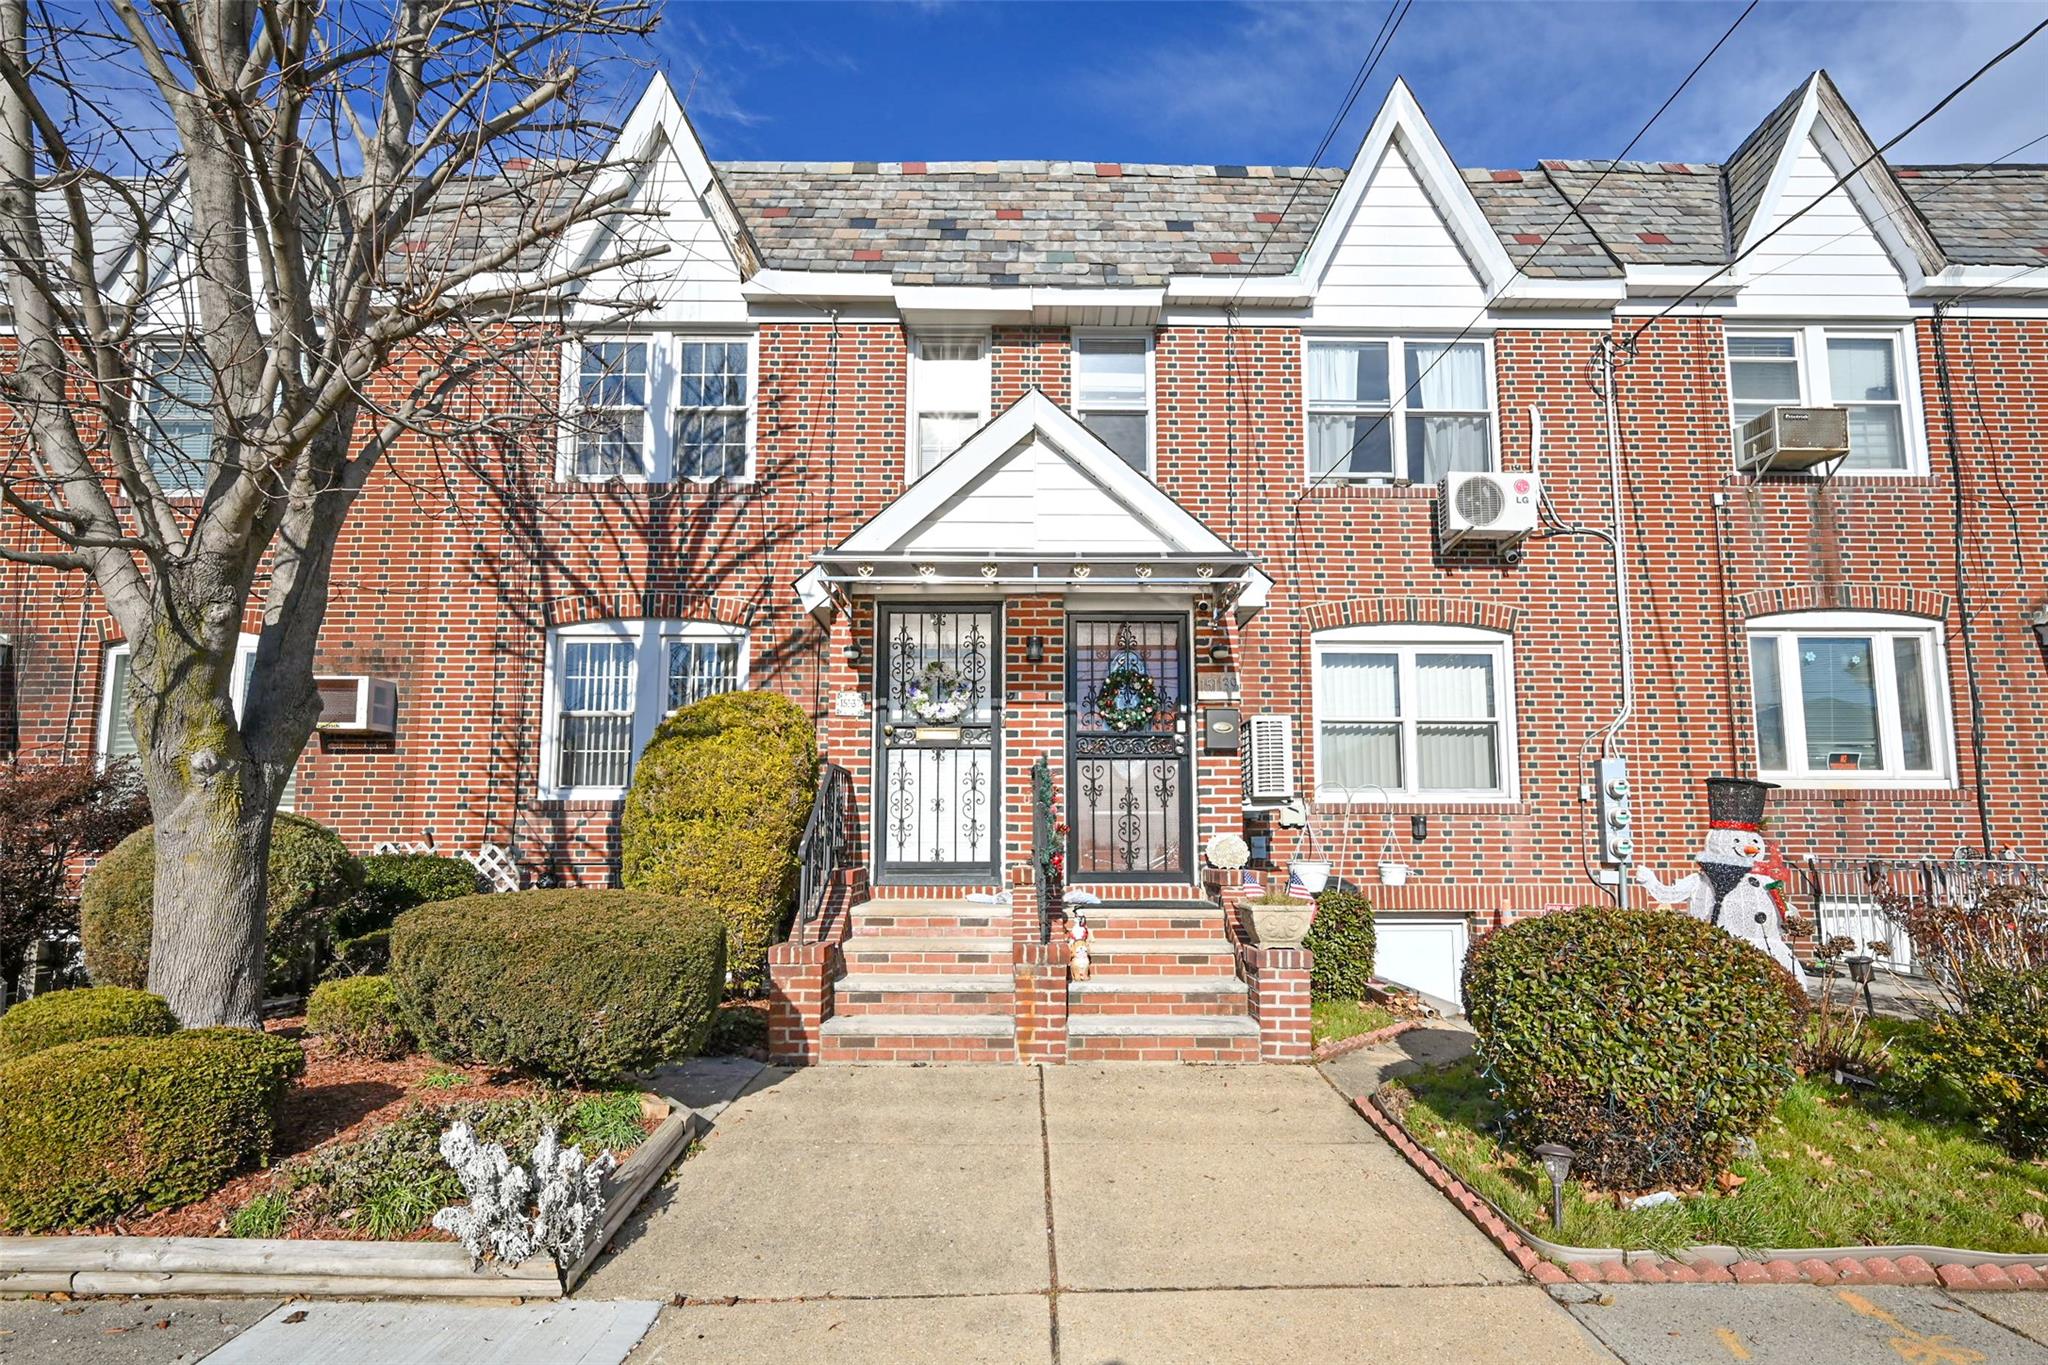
[
  {"left": 851, "top": 898, "right": 1011, "bottom": 937},
  {"left": 1068, "top": 902, "right": 1227, "bottom": 941},
  {"left": 833, "top": 973, "right": 1018, "bottom": 1017},
  {"left": 1082, "top": 937, "right": 1237, "bottom": 976},
  {"left": 1067, "top": 1014, "right": 1260, "bottom": 1063},
  {"left": 819, "top": 1013, "right": 1016, "bottom": 1064},
  {"left": 839, "top": 936, "right": 1013, "bottom": 975},
  {"left": 1068, "top": 975, "right": 1248, "bottom": 1017}
]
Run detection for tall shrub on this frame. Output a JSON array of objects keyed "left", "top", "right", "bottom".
[
  {"left": 1463, "top": 905, "right": 1804, "bottom": 1190},
  {"left": 1303, "top": 889, "right": 1375, "bottom": 1001},
  {"left": 0, "top": 758, "right": 147, "bottom": 1001},
  {"left": 619, "top": 690, "right": 816, "bottom": 986}
]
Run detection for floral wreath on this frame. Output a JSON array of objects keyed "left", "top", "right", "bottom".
[
  {"left": 1096, "top": 654, "right": 1161, "bottom": 732},
  {"left": 906, "top": 658, "right": 973, "bottom": 723}
]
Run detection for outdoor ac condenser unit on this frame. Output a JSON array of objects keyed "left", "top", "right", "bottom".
[
  {"left": 1242, "top": 714, "right": 1294, "bottom": 805},
  {"left": 316, "top": 675, "right": 398, "bottom": 735},
  {"left": 1739, "top": 405, "right": 1850, "bottom": 473},
  {"left": 1437, "top": 471, "right": 1540, "bottom": 551}
]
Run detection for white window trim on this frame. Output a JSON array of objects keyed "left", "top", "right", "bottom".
[
  {"left": 98, "top": 633, "right": 294, "bottom": 809},
  {"left": 1068, "top": 329, "right": 1155, "bottom": 476},
  {"left": 1309, "top": 623, "right": 1518, "bottom": 803},
  {"left": 539, "top": 618, "right": 749, "bottom": 800},
  {"left": 557, "top": 333, "right": 757, "bottom": 486},
  {"left": 1299, "top": 333, "right": 1500, "bottom": 485},
  {"left": 1745, "top": 610, "right": 1952, "bottom": 788},
  {"left": 1724, "top": 323, "right": 1925, "bottom": 476},
  {"left": 905, "top": 330, "right": 992, "bottom": 479},
  {"left": 133, "top": 340, "right": 213, "bottom": 501}
]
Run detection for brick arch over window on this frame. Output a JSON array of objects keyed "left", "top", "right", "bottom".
[
  {"left": 541, "top": 591, "right": 755, "bottom": 630},
  {"left": 1304, "top": 595, "right": 1521, "bottom": 634},
  {"left": 1734, "top": 584, "right": 1949, "bottom": 622}
]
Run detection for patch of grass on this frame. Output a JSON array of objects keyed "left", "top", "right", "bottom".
[
  {"left": 355, "top": 1181, "right": 447, "bottom": 1240},
  {"left": 569, "top": 1090, "right": 648, "bottom": 1153},
  {"left": 1311, "top": 998, "right": 1400, "bottom": 1048},
  {"left": 227, "top": 1192, "right": 287, "bottom": 1239},
  {"left": 1391, "top": 1058, "right": 2048, "bottom": 1257},
  {"left": 416, "top": 1066, "right": 472, "bottom": 1089}
]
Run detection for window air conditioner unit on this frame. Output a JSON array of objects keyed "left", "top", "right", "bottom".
[
  {"left": 1739, "top": 405, "right": 1850, "bottom": 473},
  {"left": 1438, "top": 471, "right": 1540, "bottom": 551},
  {"left": 1243, "top": 714, "right": 1294, "bottom": 804},
  {"left": 316, "top": 675, "right": 398, "bottom": 735}
]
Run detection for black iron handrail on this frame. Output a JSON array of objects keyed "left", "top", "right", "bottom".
[{"left": 792, "top": 763, "right": 850, "bottom": 942}]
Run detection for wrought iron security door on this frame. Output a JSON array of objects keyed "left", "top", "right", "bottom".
[
  {"left": 1069, "top": 616, "right": 1192, "bottom": 880},
  {"left": 876, "top": 606, "right": 1000, "bottom": 881}
]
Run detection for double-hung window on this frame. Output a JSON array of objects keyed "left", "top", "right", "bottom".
[
  {"left": 1072, "top": 334, "right": 1151, "bottom": 473},
  {"left": 909, "top": 333, "right": 989, "bottom": 477},
  {"left": 543, "top": 620, "right": 748, "bottom": 797},
  {"left": 1311, "top": 626, "right": 1514, "bottom": 801},
  {"left": 99, "top": 635, "right": 295, "bottom": 808},
  {"left": 1725, "top": 326, "right": 1918, "bottom": 473},
  {"left": 565, "top": 335, "right": 754, "bottom": 483},
  {"left": 1745, "top": 612, "right": 1949, "bottom": 785},
  {"left": 1305, "top": 338, "right": 1493, "bottom": 484},
  {"left": 136, "top": 345, "right": 213, "bottom": 496}
]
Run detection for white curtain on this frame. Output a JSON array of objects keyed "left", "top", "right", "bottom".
[
  {"left": 1307, "top": 341, "right": 1388, "bottom": 405},
  {"left": 1321, "top": 723, "right": 1401, "bottom": 790},
  {"left": 1405, "top": 343, "right": 1489, "bottom": 482},
  {"left": 1416, "top": 653, "right": 1492, "bottom": 718},
  {"left": 1321, "top": 651, "right": 1399, "bottom": 714},
  {"left": 1415, "top": 653, "right": 1497, "bottom": 791}
]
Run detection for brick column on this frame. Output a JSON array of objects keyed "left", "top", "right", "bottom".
[
  {"left": 1239, "top": 944, "right": 1313, "bottom": 1062},
  {"left": 767, "top": 940, "right": 840, "bottom": 1065},
  {"left": 1014, "top": 939, "right": 1070, "bottom": 1064}
]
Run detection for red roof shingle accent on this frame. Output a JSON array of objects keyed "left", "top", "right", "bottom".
[
  {"left": 1491, "top": 170, "right": 1524, "bottom": 183},
  {"left": 1514, "top": 233, "right": 1544, "bottom": 246},
  {"left": 1639, "top": 232, "right": 1673, "bottom": 245},
  {"left": 853, "top": 249, "right": 883, "bottom": 262},
  {"left": 996, "top": 208, "right": 1022, "bottom": 220},
  {"left": 1255, "top": 211, "right": 1283, "bottom": 224},
  {"left": 761, "top": 206, "right": 790, "bottom": 218},
  {"left": 901, "top": 162, "right": 927, "bottom": 175},
  {"left": 1210, "top": 251, "right": 1242, "bottom": 265},
  {"left": 1095, "top": 163, "right": 1123, "bottom": 177}
]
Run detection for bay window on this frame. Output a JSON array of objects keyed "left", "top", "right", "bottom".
[
  {"left": 909, "top": 333, "right": 989, "bottom": 476},
  {"left": 564, "top": 334, "right": 753, "bottom": 483},
  {"left": 1072, "top": 334, "right": 1151, "bottom": 473},
  {"left": 1746, "top": 612, "right": 1949, "bottom": 785},
  {"left": 1305, "top": 337, "right": 1493, "bottom": 484},
  {"left": 1311, "top": 625, "right": 1515, "bottom": 801},
  {"left": 542, "top": 620, "right": 747, "bottom": 797},
  {"left": 1725, "top": 325, "right": 1919, "bottom": 473}
]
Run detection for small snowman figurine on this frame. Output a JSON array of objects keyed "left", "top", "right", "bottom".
[
  {"left": 1638, "top": 777, "right": 1801, "bottom": 979},
  {"left": 1067, "top": 906, "right": 1092, "bottom": 981}
]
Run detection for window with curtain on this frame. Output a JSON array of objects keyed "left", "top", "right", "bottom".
[
  {"left": 100, "top": 638, "right": 295, "bottom": 809},
  {"left": 1724, "top": 326, "right": 1917, "bottom": 473},
  {"left": 1072, "top": 335, "right": 1150, "bottom": 472},
  {"left": 677, "top": 341, "right": 750, "bottom": 480},
  {"left": 1746, "top": 613, "right": 1947, "bottom": 784},
  {"left": 911, "top": 334, "right": 989, "bottom": 476},
  {"left": 544, "top": 620, "right": 748, "bottom": 795},
  {"left": 574, "top": 341, "right": 649, "bottom": 479},
  {"left": 138, "top": 346, "right": 213, "bottom": 495},
  {"left": 1304, "top": 338, "right": 1493, "bottom": 483},
  {"left": 1312, "top": 627, "right": 1512, "bottom": 800}
]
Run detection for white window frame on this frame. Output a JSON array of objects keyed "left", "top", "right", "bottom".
[
  {"left": 1745, "top": 610, "right": 1951, "bottom": 788},
  {"left": 1723, "top": 323, "right": 1925, "bottom": 476},
  {"left": 539, "top": 619, "right": 749, "bottom": 800},
  {"left": 133, "top": 342, "right": 214, "bottom": 500},
  {"left": 906, "top": 330, "right": 991, "bottom": 478},
  {"left": 1300, "top": 334, "right": 1499, "bottom": 485},
  {"left": 98, "top": 633, "right": 295, "bottom": 810},
  {"left": 1309, "top": 623, "right": 1518, "bottom": 803},
  {"left": 1069, "top": 330, "right": 1154, "bottom": 475},
  {"left": 558, "top": 333, "right": 757, "bottom": 485}
]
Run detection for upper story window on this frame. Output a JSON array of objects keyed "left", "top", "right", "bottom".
[
  {"left": 1310, "top": 624, "right": 1515, "bottom": 802},
  {"left": 1304, "top": 337, "right": 1493, "bottom": 484},
  {"left": 1746, "top": 611, "right": 1949, "bottom": 786},
  {"left": 136, "top": 345, "right": 212, "bottom": 496},
  {"left": 909, "top": 333, "right": 989, "bottom": 477},
  {"left": 1726, "top": 326, "right": 1919, "bottom": 474},
  {"left": 541, "top": 619, "right": 747, "bottom": 798},
  {"left": 564, "top": 335, "right": 753, "bottom": 484},
  {"left": 100, "top": 635, "right": 294, "bottom": 808},
  {"left": 1072, "top": 334, "right": 1150, "bottom": 473}
]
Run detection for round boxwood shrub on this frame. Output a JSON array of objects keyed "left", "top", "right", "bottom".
[
  {"left": 334, "top": 853, "right": 482, "bottom": 941},
  {"left": 1463, "top": 905, "right": 1804, "bottom": 1190},
  {"left": 0, "top": 1027, "right": 303, "bottom": 1231},
  {"left": 81, "top": 814, "right": 363, "bottom": 994},
  {"left": 619, "top": 690, "right": 816, "bottom": 986},
  {"left": 1304, "top": 889, "right": 1376, "bottom": 1001},
  {"left": 0, "top": 986, "right": 178, "bottom": 1063},
  {"left": 306, "top": 975, "right": 413, "bottom": 1060},
  {"left": 388, "top": 889, "right": 725, "bottom": 1083}
]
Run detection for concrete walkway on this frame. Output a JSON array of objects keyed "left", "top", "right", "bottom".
[{"left": 582, "top": 1062, "right": 1618, "bottom": 1362}]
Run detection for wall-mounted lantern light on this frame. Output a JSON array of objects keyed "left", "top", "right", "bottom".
[
  {"left": 1024, "top": 635, "right": 1045, "bottom": 664},
  {"left": 2029, "top": 605, "right": 2048, "bottom": 660},
  {"left": 1410, "top": 814, "right": 1429, "bottom": 843}
]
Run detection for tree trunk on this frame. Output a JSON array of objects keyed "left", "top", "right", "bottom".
[{"left": 144, "top": 777, "right": 273, "bottom": 1028}]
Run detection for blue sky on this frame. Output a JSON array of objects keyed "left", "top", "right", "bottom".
[{"left": 655, "top": 1, "right": 2048, "bottom": 169}]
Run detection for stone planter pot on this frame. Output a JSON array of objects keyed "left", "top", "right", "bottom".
[{"left": 1247, "top": 902, "right": 1314, "bottom": 948}]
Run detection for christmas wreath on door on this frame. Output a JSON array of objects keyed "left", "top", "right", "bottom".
[{"left": 1096, "top": 651, "right": 1161, "bottom": 732}]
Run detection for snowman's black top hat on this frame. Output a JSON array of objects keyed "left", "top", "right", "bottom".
[{"left": 1705, "top": 776, "right": 1778, "bottom": 829}]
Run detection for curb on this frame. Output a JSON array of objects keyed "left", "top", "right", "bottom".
[
  {"left": 1311, "top": 1017, "right": 1422, "bottom": 1063},
  {"left": 1353, "top": 1093, "right": 2048, "bottom": 1292}
]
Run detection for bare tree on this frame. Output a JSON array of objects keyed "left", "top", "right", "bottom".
[{"left": 0, "top": 1, "right": 664, "bottom": 1025}]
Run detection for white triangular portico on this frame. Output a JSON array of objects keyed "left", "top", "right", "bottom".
[{"left": 796, "top": 390, "right": 1270, "bottom": 622}]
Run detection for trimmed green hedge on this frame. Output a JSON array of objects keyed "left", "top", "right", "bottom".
[
  {"left": 0, "top": 986, "right": 178, "bottom": 1063},
  {"left": 1304, "top": 889, "right": 1376, "bottom": 1001},
  {"left": 81, "top": 814, "right": 362, "bottom": 993},
  {"left": 1463, "top": 905, "right": 1804, "bottom": 1190},
  {"left": 388, "top": 889, "right": 725, "bottom": 1084},
  {"left": 335, "top": 853, "right": 481, "bottom": 941},
  {"left": 306, "top": 975, "right": 413, "bottom": 1060},
  {"left": 620, "top": 690, "right": 816, "bottom": 986},
  {"left": 0, "top": 1028, "right": 303, "bottom": 1231}
]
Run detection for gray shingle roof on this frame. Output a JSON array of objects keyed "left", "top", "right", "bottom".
[
  {"left": 1724, "top": 77, "right": 1812, "bottom": 251},
  {"left": 1898, "top": 166, "right": 2048, "bottom": 265}
]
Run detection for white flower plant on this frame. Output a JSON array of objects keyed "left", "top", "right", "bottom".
[
  {"left": 432, "top": 1121, "right": 617, "bottom": 1270},
  {"left": 1204, "top": 832, "right": 1250, "bottom": 870}
]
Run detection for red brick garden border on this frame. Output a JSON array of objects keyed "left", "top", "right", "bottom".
[
  {"left": 1354, "top": 1093, "right": 2048, "bottom": 1291},
  {"left": 1310, "top": 1017, "right": 1422, "bottom": 1063}
]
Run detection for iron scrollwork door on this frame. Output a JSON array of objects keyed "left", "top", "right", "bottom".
[
  {"left": 876, "top": 606, "right": 1000, "bottom": 881},
  {"left": 1069, "top": 616, "right": 1192, "bottom": 881}
]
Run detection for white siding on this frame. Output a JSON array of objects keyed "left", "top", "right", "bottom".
[
  {"left": 1736, "top": 134, "right": 1910, "bottom": 317},
  {"left": 899, "top": 436, "right": 1170, "bottom": 556},
  {"left": 577, "top": 134, "right": 748, "bottom": 327},
  {"left": 1307, "top": 137, "right": 1489, "bottom": 329}
]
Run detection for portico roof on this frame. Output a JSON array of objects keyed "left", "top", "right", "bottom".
[{"left": 795, "top": 389, "right": 1270, "bottom": 623}]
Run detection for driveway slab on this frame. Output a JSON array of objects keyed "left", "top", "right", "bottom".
[
  {"left": 708, "top": 1064, "right": 1042, "bottom": 1148},
  {"left": 1058, "top": 1286, "right": 1619, "bottom": 1364},
  {"left": 0, "top": 1297, "right": 275, "bottom": 1365},
  {"left": 1043, "top": 1062, "right": 1373, "bottom": 1145},
  {"left": 629, "top": 1294, "right": 1052, "bottom": 1364}
]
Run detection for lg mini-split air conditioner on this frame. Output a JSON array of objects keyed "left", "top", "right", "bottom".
[{"left": 1438, "top": 471, "right": 1540, "bottom": 552}]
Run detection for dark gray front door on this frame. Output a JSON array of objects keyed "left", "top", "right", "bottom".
[
  {"left": 875, "top": 605, "right": 1000, "bottom": 882},
  {"left": 1068, "top": 615, "right": 1192, "bottom": 881}
]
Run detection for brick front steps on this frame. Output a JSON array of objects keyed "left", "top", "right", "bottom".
[
  {"left": 1068, "top": 1014, "right": 1261, "bottom": 1063},
  {"left": 1353, "top": 1091, "right": 2048, "bottom": 1291},
  {"left": 819, "top": 1014, "right": 1016, "bottom": 1063}
]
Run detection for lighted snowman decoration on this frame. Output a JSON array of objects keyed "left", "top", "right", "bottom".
[{"left": 1636, "top": 777, "right": 1801, "bottom": 979}]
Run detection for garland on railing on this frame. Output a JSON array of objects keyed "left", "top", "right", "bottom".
[{"left": 1031, "top": 756, "right": 1065, "bottom": 938}]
